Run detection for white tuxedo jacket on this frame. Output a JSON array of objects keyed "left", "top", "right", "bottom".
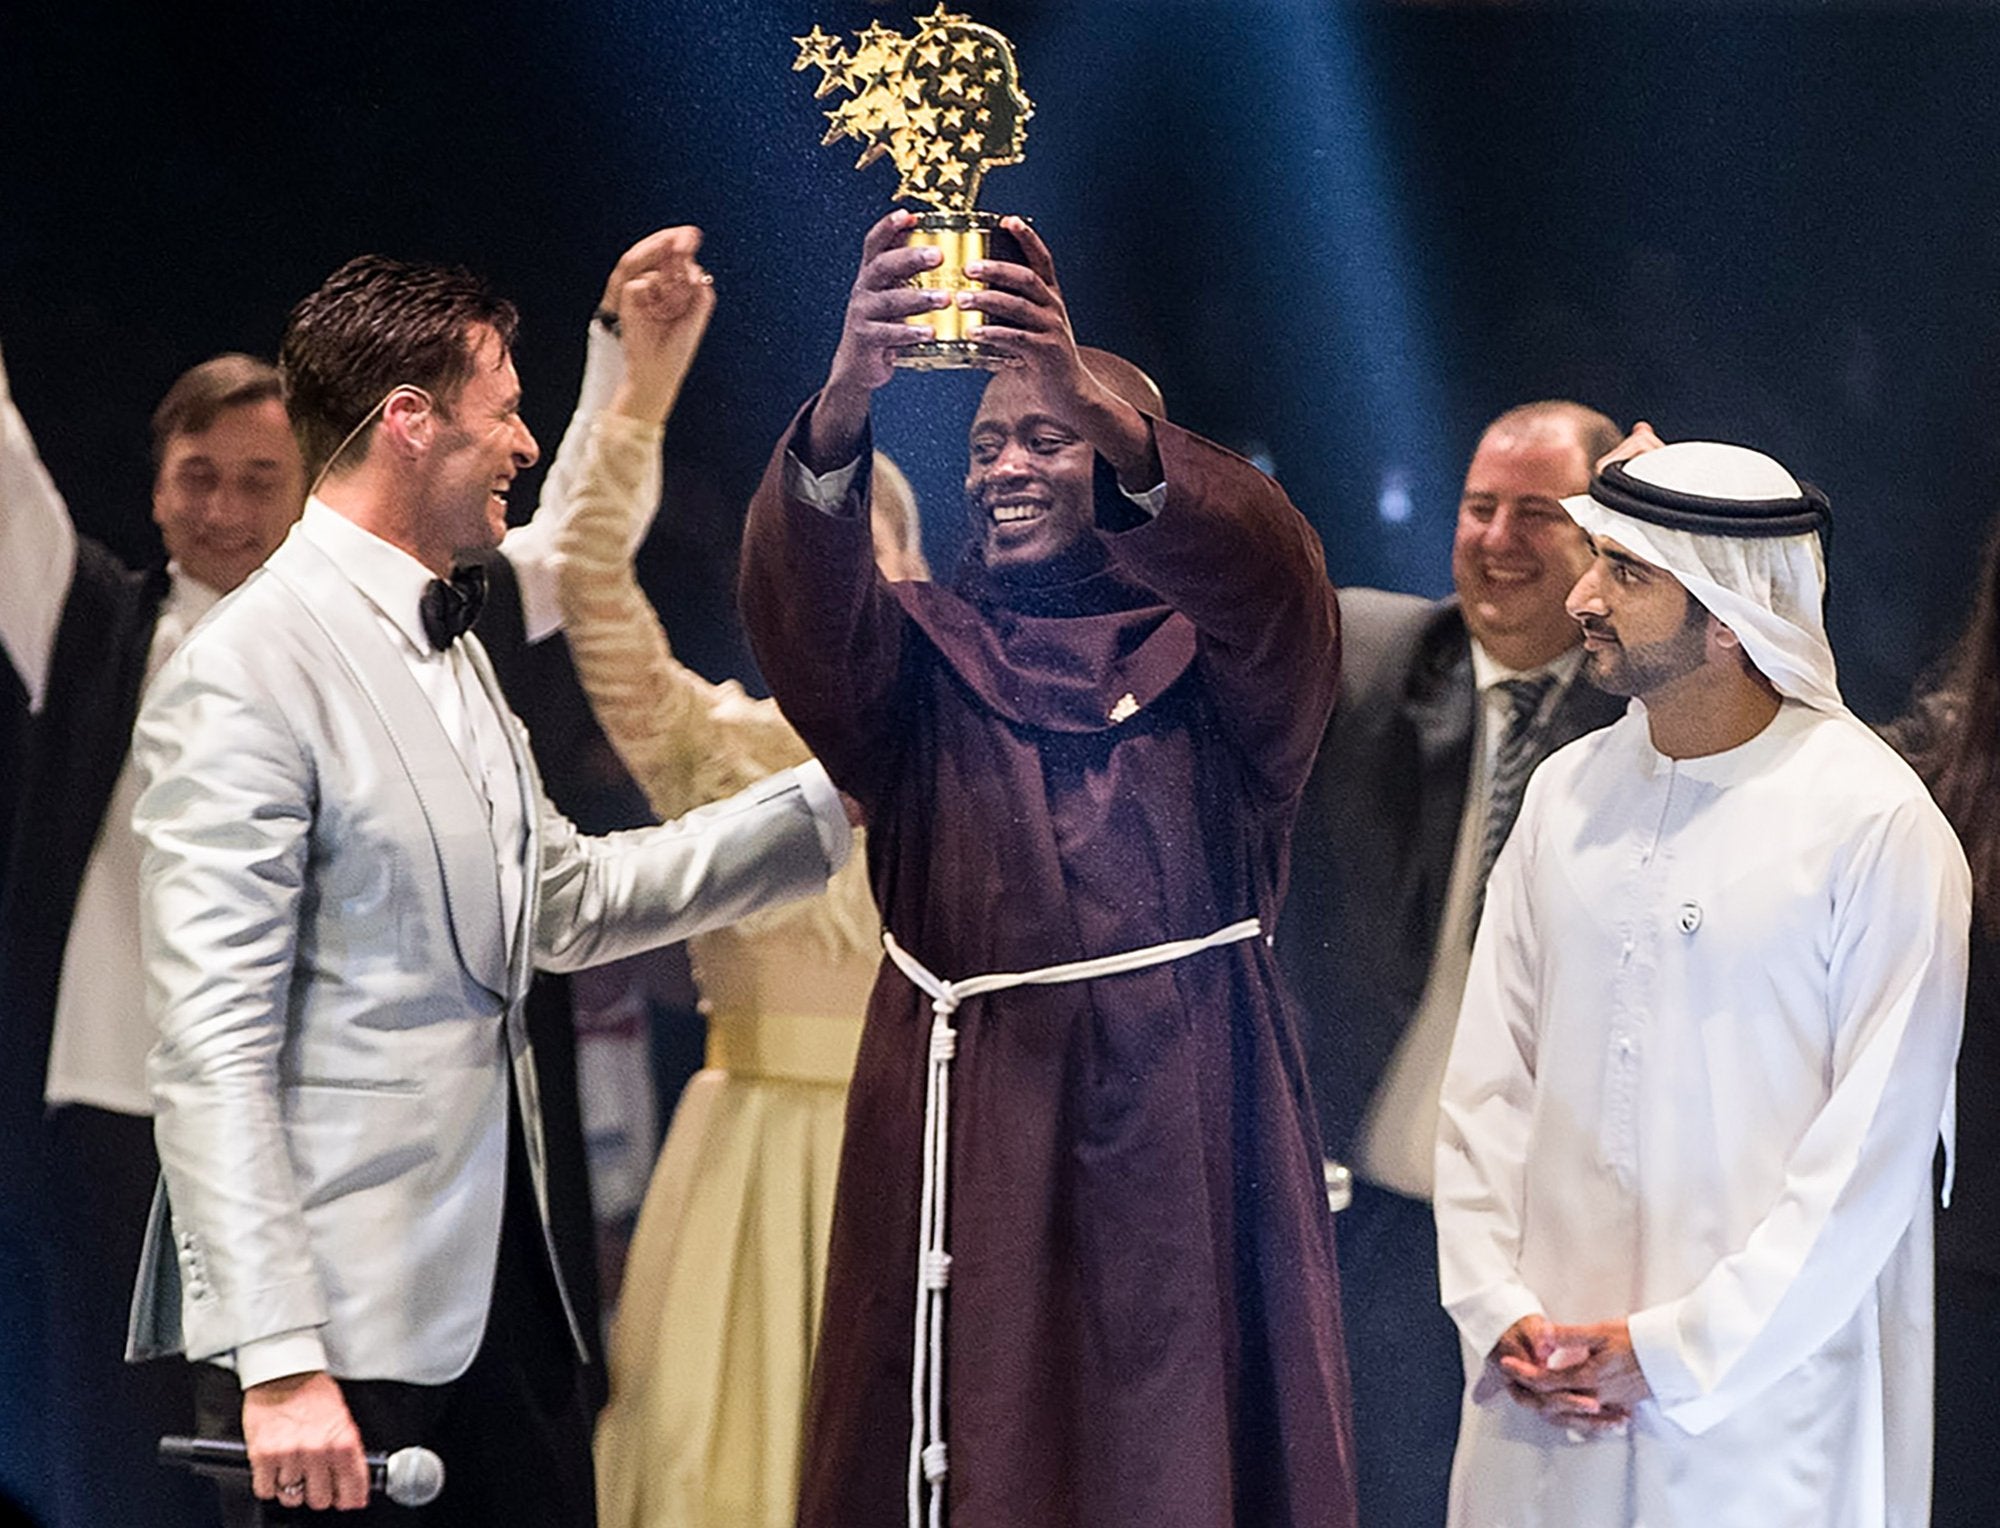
[{"left": 125, "top": 527, "right": 840, "bottom": 1384}]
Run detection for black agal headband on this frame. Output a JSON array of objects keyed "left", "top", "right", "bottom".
[{"left": 1591, "top": 459, "right": 1832, "bottom": 539}]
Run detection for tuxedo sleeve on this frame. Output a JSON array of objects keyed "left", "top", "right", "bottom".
[
  {"left": 132, "top": 636, "right": 327, "bottom": 1363},
  {"left": 532, "top": 758, "right": 848, "bottom": 973}
]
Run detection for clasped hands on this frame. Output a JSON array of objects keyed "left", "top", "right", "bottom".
[{"left": 1488, "top": 1314, "right": 1652, "bottom": 1433}]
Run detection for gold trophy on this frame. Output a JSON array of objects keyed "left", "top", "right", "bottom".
[{"left": 793, "top": 6, "right": 1034, "bottom": 369}]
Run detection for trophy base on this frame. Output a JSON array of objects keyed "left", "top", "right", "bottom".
[
  {"left": 893, "top": 339, "right": 1016, "bottom": 372},
  {"left": 894, "top": 210, "right": 1029, "bottom": 372}
]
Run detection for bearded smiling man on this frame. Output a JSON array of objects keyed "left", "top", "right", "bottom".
[
  {"left": 1434, "top": 437, "right": 1969, "bottom": 1528},
  {"left": 1278, "top": 401, "right": 1628, "bottom": 1528}
]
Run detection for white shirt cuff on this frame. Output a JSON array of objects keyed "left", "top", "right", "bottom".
[
  {"left": 784, "top": 450, "right": 866, "bottom": 516},
  {"left": 233, "top": 1329, "right": 329, "bottom": 1389},
  {"left": 1447, "top": 1281, "right": 1545, "bottom": 1374},
  {"left": 1626, "top": 1300, "right": 1703, "bottom": 1420},
  {"left": 787, "top": 758, "right": 854, "bottom": 874}
]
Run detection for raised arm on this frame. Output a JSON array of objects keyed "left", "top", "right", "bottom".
[
  {"left": 0, "top": 342, "right": 81, "bottom": 711},
  {"left": 739, "top": 212, "right": 945, "bottom": 804},
  {"left": 502, "top": 227, "right": 706, "bottom": 641},
  {"left": 1101, "top": 426, "right": 1340, "bottom": 802},
  {"left": 555, "top": 265, "right": 807, "bottom": 822}
]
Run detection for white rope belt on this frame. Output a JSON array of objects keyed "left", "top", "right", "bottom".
[{"left": 880, "top": 915, "right": 1264, "bottom": 1528}]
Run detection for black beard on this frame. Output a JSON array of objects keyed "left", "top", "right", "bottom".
[{"left": 1583, "top": 620, "right": 1708, "bottom": 697}]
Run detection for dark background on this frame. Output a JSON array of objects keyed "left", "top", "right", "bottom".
[
  {"left": 2, "top": 0, "right": 1995, "bottom": 1514},
  {"left": 7, "top": 0, "right": 1999, "bottom": 718}
]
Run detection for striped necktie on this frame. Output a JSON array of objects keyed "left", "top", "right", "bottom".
[{"left": 1471, "top": 673, "right": 1558, "bottom": 939}]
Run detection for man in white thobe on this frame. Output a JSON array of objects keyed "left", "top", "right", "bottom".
[{"left": 1434, "top": 438, "right": 1970, "bottom": 1528}]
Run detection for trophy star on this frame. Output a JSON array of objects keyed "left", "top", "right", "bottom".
[
  {"left": 791, "top": 24, "right": 838, "bottom": 67},
  {"left": 942, "top": 106, "right": 964, "bottom": 128},
  {"left": 926, "top": 137, "right": 950, "bottom": 161},
  {"left": 937, "top": 159, "right": 967, "bottom": 186},
  {"left": 951, "top": 36, "right": 980, "bottom": 60},
  {"left": 902, "top": 73, "right": 925, "bottom": 102},
  {"left": 937, "top": 66, "right": 968, "bottom": 94},
  {"left": 976, "top": 107, "right": 991, "bottom": 122},
  {"left": 908, "top": 104, "right": 940, "bottom": 133},
  {"left": 916, "top": 41, "right": 943, "bottom": 68},
  {"left": 960, "top": 129, "right": 984, "bottom": 151},
  {"left": 858, "top": 20, "right": 902, "bottom": 51},
  {"left": 984, "top": 67, "right": 1002, "bottom": 82},
  {"left": 919, "top": 3, "right": 971, "bottom": 30}
]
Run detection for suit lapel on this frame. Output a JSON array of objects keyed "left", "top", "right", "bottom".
[
  {"left": 460, "top": 633, "right": 540, "bottom": 1010},
  {"left": 263, "top": 536, "right": 511, "bottom": 1001},
  {"left": 459, "top": 633, "right": 570, "bottom": 1298},
  {"left": 1401, "top": 603, "right": 1476, "bottom": 954}
]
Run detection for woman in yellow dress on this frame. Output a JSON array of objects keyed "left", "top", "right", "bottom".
[{"left": 561, "top": 230, "right": 927, "bottom": 1528}]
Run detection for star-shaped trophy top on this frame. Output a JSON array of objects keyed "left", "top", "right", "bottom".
[{"left": 792, "top": 7, "right": 1033, "bottom": 212}]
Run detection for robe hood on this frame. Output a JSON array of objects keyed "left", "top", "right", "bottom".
[{"left": 888, "top": 523, "right": 1198, "bottom": 735}]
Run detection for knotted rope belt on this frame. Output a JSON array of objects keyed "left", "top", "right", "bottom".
[{"left": 880, "top": 916, "right": 1265, "bottom": 1528}]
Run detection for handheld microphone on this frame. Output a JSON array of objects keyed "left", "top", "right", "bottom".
[{"left": 157, "top": 1436, "right": 446, "bottom": 1508}]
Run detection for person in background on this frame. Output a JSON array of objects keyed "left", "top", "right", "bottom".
[
  {"left": 553, "top": 227, "right": 931, "bottom": 1528},
  {"left": 0, "top": 347, "right": 304, "bottom": 1528},
  {"left": 1887, "top": 514, "right": 2000, "bottom": 1528},
  {"left": 1277, "top": 400, "right": 1626, "bottom": 1527}
]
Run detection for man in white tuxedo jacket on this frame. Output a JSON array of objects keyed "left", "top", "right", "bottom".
[{"left": 126, "top": 254, "right": 849, "bottom": 1525}]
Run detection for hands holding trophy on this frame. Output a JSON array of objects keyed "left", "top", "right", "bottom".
[
  {"left": 793, "top": 6, "right": 1034, "bottom": 369},
  {"left": 792, "top": 7, "right": 1153, "bottom": 486}
]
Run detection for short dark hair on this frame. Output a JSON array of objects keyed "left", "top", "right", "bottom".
[
  {"left": 280, "top": 254, "right": 520, "bottom": 482},
  {"left": 149, "top": 353, "right": 285, "bottom": 469},
  {"left": 1481, "top": 400, "right": 1623, "bottom": 472}
]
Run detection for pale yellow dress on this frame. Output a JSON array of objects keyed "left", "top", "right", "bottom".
[{"left": 560, "top": 414, "right": 880, "bottom": 1528}]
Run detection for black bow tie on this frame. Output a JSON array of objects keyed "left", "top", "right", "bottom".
[{"left": 419, "top": 563, "right": 487, "bottom": 650}]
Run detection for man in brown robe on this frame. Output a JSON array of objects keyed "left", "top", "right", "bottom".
[{"left": 740, "top": 210, "right": 1356, "bottom": 1528}]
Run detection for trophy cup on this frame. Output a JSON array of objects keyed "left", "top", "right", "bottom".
[{"left": 793, "top": 6, "right": 1034, "bottom": 369}]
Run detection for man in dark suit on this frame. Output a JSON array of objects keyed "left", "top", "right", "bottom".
[{"left": 1278, "top": 400, "right": 1629, "bottom": 1528}]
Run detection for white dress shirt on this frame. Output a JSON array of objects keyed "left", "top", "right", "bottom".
[
  {"left": 298, "top": 500, "right": 529, "bottom": 944},
  {"left": 43, "top": 569, "right": 222, "bottom": 1113},
  {"left": 1350, "top": 641, "right": 1582, "bottom": 1200}
]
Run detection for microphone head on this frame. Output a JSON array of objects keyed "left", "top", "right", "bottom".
[{"left": 383, "top": 1446, "right": 446, "bottom": 1508}]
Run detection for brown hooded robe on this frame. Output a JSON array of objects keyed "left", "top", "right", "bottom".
[{"left": 740, "top": 405, "right": 1356, "bottom": 1528}]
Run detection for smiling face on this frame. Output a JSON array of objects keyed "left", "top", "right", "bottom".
[
  {"left": 964, "top": 370, "right": 1097, "bottom": 577},
  {"left": 1452, "top": 424, "right": 1596, "bottom": 669},
  {"left": 1566, "top": 533, "right": 1712, "bottom": 698},
  {"left": 151, "top": 397, "right": 305, "bottom": 594},
  {"left": 424, "top": 324, "right": 539, "bottom": 557}
]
